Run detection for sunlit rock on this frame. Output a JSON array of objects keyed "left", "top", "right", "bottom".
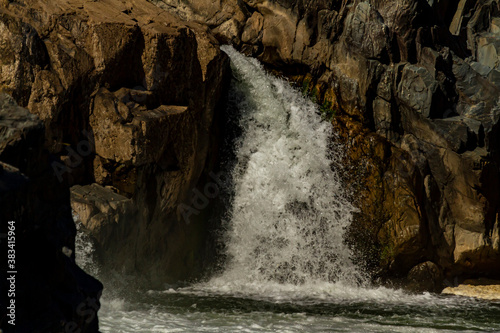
[{"left": 442, "top": 278, "right": 500, "bottom": 300}]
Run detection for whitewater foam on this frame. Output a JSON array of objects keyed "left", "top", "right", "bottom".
[{"left": 212, "top": 45, "right": 364, "bottom": 290}]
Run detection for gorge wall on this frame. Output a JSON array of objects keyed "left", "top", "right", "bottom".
[
  {"left": 148, "top": 0, "right": 500, "bottom": 290},
  {"left": 2, "top": 3, "right": 500, "bottom": 331},
  {"left": 1, "top": 1, "right": 230, "bottom": 330}
]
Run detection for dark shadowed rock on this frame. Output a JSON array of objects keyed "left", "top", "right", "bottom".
[
  {"left": 407, "top": 261, "right": 444, "bottom": 293},
  {"left": 0, "top": 93, "right": 102, "bottom": 332}
]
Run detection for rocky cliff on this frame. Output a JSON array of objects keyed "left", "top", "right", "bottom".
[
  {"left": 2, "top": 4, "right": 499, "bottom": 330},
  {"left": 149, "top": 0, "right": 500, "bottom": 290},
  {"left": 1, "top": 2, "right": 230, "bottom": 330}
]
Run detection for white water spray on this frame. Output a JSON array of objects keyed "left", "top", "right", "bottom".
[{"left": 207, "top": 46, "right": 365, "bottom": 290}]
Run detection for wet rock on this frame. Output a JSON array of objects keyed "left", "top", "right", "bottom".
[
  {"left": 442, "top": 278, "right": 500, "bottom": 300},
  {"left": 407, "top": 261, "right": 444, "bottom": 293},
  {"left": 71, "top": 184, "right": 137, "bottom": 270},
  {"left": 378, "top": 145, "right": 427, "bottom": 276}
]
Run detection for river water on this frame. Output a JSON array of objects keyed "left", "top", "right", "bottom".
[{"left": 77, "top": 46, "right": 500, "bottom": 332}]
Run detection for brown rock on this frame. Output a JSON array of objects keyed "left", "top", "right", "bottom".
[
  {"left": 178, "top": 0, "right": 500, "bottom": 288},
  {"left": 397, "top": 65, "right": 438, "bottom": 118},
  {"left": 259, "top": 1, "right": 298, "bottom": 63},
  {"left": 407, "top": 261, "right": 444, "bottom": 293},
  {"left": 2, "top": 0, "right": 230, "bottom": 287},
  {"left": 442, "top": 278, "right": 500, "bottom": 300},
  {"left": 242, "top": 12, "right": 264, "bottom": 44}
]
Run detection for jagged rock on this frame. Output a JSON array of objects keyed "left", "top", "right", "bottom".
[
  {"left": 0, "top": 93, "right": 102, "bottom": 332},
  {"left": 0, "top": 93, "right": 43, "bottom": 173},
  {"left": 90, "top": 87, "right": 189, "bottom": 167},
  {"left": 213, "top": 17, "right": 242, "bottom": 44},
  {"left": 373, "top": 96, "right": 392, "bottom": 137},
  {"left": 3, "top": 0, "right": 499, "bottom": 315},
  {"left": 241, "top": 12, "right": 264, "bottom": 44},
  {"left": 397, "top": 65, "right": 439, "bottom": 118},
  {"left": 149, "top": 0, "right": 248, "bottom": 31},
  {"left": 146, "top": 0, "right": 500, "bottom": 287},
  {"left": 259, "top": 1, "right": 298, "bottom": 64},
  {"left": 0, "top": 14, "right": 49, "bottom": 106},
  {"left": 476, "top": 35, "right": 499, "bottom": 69},
  {"left": 71, "top": 184, "right": 138, "bottom": 270},
  {"left": 449, "top": 0, "right": 474, "bottom": 36},
  {"left": 71, "top": 184, "right": 136, "bottom": 234},
  {"left": 343, "top": 2, "right": 389, "bottom": 60},
  {"left": 1, "top": 0, "right": 230, "bottom": 287}
]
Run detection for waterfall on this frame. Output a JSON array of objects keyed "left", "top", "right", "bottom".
[
  {"left": 207, "top": 46, "right": 366, "bottom": 290},
  {"left": 87, "top": 47, "right": 495, "bottom": 333}
]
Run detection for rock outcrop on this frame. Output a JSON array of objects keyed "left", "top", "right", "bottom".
[
  {"left": 442, "top": 278, "right": 500, "bottom": 300},
  {"left": 0, "top": 93, "right": 102, "bottom": 332},
  {"left": 148, "top": 0, "right": 500, "bottom": 289},
  {"left": 1, "top": 0, "right": 230, "bottom": 288}
]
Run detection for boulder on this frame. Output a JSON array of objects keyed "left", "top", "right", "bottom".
[{"left": 407, "top": 261, "right": 444, "bottom": 293}]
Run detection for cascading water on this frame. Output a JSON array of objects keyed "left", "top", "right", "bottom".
[
  {"left": 78, "top": 47, "right": 500, "bottom": 333},
  {"left": 211, "top": 45, "right": 364, "bottom": 287}
]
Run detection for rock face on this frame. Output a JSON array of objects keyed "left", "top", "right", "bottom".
[
  {"left": 0, "top": 0, "right": 230, "bottom": 289},
  {"left": 3, "top": 0, "right": 498, "bottom": 314},
  {"left": 442, "top": 278, "right": 500, "bottom": 300},
  {"left": 0, "top": 93, "right": 102, "bottom": 332},
  {"left": 148, "top": 0, "right": 500, "bottom": 288}
]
